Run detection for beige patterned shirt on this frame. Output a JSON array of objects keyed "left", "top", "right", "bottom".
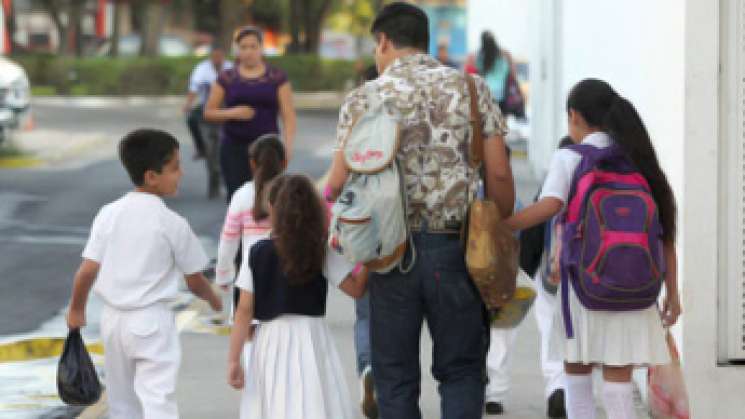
[{"left": 335, "top": 53, "right": 508, "bottom": 231}]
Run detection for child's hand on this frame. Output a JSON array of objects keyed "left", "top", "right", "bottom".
[
  {"left": 209, "top": 293, "right": 223, "bottom": 312},
  {"left": 661, "top": 293, "right": 682, "bottom": 327},
  {"left": 66, "top": 309, "right": 86, "bottom": 330},
  {"left": 228, "top": 361, "right": 245, "bottom": 389}
]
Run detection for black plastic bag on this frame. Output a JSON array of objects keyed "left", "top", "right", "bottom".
[{"left": 57, "top": 329, "right": 102, "bottom": 405}]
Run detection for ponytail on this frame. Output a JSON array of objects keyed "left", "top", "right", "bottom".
[
  {"left": 567, "top": 79, "right": 677, "bottom": 243},
  {"left": 249, "top": 134, "right": 286, "bottom": 221}
]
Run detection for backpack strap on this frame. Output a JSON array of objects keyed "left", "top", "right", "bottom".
[{"left": 466, "top": 75, "right": 483, "bottom": 168}]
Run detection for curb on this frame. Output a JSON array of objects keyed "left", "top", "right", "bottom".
[
  {"left": 32, "top": 92, "right": 346, "bottom": 111},
  {"left": 0, "top": 156, "right": 43, "bottom": 169},
  {"left": 0, "top": 338, "right": 103, "bottom": 363}
]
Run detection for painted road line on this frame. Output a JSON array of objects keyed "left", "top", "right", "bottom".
[
  {"left": 0, "top": 156, "right": 42, "bottom": 169},
  {"left": 0, "top": 338, "right": 103, "bottom": 363}
]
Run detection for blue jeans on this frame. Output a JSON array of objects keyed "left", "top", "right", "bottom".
[
  {"left": 355, "top": 291, "right": 372, "bottom": 375},
  {"left": 370, "top": 233, "right": 488, "bottom": 419}
]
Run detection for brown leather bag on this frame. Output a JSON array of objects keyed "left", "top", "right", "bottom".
[{"left": 464, "top": 75, "right": 519, "bottom": 310}]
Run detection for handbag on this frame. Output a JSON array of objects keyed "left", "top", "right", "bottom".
[
  {"left": 502, "top": 70, "right": 526, "bottom": 120},
  {"left": 648, "top": 331, "right": 691, "bottom": 419},
  {"left": 463, "top": 75, "right": 519, "bottom": 310}
]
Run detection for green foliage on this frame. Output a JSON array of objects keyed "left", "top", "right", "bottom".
[{"left": 12, "top": 55, "right": 360, "bottom": 95}]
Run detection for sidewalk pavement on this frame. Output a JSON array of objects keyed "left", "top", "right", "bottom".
[{"left": 82, "top": 157, "right": 652, "bottom": 419}]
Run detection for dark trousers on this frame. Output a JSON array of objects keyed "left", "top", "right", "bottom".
[
  {"left": 187, "top": 106, "right": 221, "bottom": 198},
  {"left": 370, "top": 232, "right": 488, "bottom": 419},
  {"left": 187, "top": 107, "right": 207, "bottom": 156},
  {"left": 219, "top": 139, "right": 253, "bottom": 202}
]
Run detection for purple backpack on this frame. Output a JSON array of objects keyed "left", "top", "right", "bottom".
[{"left": 560, "top": 144, "right": 665, "bottom": 337}]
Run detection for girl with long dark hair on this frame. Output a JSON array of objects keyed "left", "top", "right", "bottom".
[
  {"left": 477, "top": 31, "right": 515, "bottom": 108},
  {"left": 505, "top": 79, "right": 681, "bottom": 419},
  {"left": 215, "top": 134, "right": 286, "bottom": 289},
  {"left": 227, "top": 174, "right": 369, "bottom": 419}
]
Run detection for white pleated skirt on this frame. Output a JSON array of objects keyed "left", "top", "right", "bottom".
[
  {"left": 548, "top": 283, "right": 671, "bottom": 366},
  {"left": 240, "top": 315, "right": 356, "bottom": 419}
]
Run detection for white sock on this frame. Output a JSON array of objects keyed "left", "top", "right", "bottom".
[
  {"left": 602, "top": 381, "right": 636, "bottom": 419},
  {"left": 565, "top": 374, "right": 596, "bottom": 419}
]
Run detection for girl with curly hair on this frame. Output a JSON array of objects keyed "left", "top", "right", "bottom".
[{"left": 227, "top": 174, "right": 368, "bottom": 419}]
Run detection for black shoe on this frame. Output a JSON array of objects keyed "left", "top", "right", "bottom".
[
  {"left": 360, "top": 366, "right": 378, "bottom": 418},
  {"left": 485, "top": 401, "right": 504, "bottom": 415},
  {"left": 547, "top": 389, "right": 567, "bottom": 418}
]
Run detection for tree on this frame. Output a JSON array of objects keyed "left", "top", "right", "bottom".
[
  {"left": 218, "top": 0, "right": 252, "bottom": 51},
  {"left": 141, "top": 1, "right": 167, "bottom": 56},
  {"left": 41, "top": 0, "right": 69, "bottom": 54},
  {"left": 287, "top": 0, "right": 301, "bottom": 53},
  {"left": 110, "top": 0, "right": 124, "bottom": 57},
  {"left": 40, "top": 0, "right": 87, "bottom": 56},
  {"left": 301, "top": 0, "right": 333, "bottom": 53}
]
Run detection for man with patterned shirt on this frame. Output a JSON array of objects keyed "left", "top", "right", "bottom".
[{"left": 327, "top": 3, "right": 515, "bottom": 419}]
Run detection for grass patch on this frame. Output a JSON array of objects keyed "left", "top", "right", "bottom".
[
  {"left": 0, "top": 143, "right": 40, "bottom": 168},
  {"left": 0, "top": 143, "right": 25, "bottom": 157},
  {"left": 31, "top": 85, "right": 57, "bottom": 96}
]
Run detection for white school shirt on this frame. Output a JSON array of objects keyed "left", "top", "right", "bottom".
[
  {"left": 188, "top": 59, "right": 233, "bottom": 106},
  {"left": 235, "top": 237, "right": 355, "bottom": 293},
  {"left": 215, "top": 182, "right": 272, "bottom": 286},
  {"left": 83, "top": 192, "right": 209, "bottom": 310},
  {"left": 538, "top": 131, "right": 613, "bottom": 206}
]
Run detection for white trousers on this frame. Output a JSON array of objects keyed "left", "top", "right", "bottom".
[
  {"left": 101, "top": 304, "right": 181, "bottom": 419},
  {"left": 534, "top": 273, "right": 565, "bottom": 399},
  {"left": 486, "top": 326, "right": 518, "bottom": 403}
]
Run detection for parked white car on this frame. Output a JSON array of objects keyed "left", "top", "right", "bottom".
[{"left": 0, "top": 57, "right": 31, "bottom": 144}]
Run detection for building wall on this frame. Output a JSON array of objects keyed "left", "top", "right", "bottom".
[
  {"left": 683, "top": 0, "right": 745, "bottom": 417},
  {"left": 466, "top": 0, "right": 531, "bottom": 60},
  {"left": 526, "top": 0, "right": 745, "bottom": 417}
]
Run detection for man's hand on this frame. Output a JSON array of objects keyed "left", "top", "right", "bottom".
[{"left": 66, "top": 308, "right": 86, "bottom": 330}]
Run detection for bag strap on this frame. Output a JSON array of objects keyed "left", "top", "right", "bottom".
[{"left": 466, "top": 75, "right": 484, "bottom": 168}]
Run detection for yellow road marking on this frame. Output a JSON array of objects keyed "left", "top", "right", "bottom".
[
  {"left": 0, "top": 338, "right": 104, "bottom": 363},
  {"left": 0, "top": 157, "right": 42, "bottom": 169}
]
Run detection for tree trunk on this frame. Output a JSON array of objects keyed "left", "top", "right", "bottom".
[
  {"left": 69, "top": 0, "right": 84, "bottom": 57},
  {"left": 41, "top": 0, "right": 68, "bottom": 55},
  {"left": 110, "top": 1, "right": 123, "bottom": 57},
  {"left": 141, "top": 1, "right": 165, "bottom": 56},
  {"left": 218, "top": 0, "right": 247, "bottom": 52},
  {"left": 287, "top": 0, "right": 301, "bottom": 53},
  {"left": 303, "top": 0, "right": 332, "bottom": 54}
]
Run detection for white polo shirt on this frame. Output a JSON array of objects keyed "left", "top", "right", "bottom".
[
  {"left": 539, "top": 131, "right": 613, "bottom": 206},
  {"left": 189, "top": 59, "right": 233, "bottom": 106},
  {"left": 83, "top": 192, "right": 209, "bottom": 310}
]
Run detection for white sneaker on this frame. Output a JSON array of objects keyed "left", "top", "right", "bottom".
[{"left": 360, "top": 365, "right": 378, "bottom": 419}]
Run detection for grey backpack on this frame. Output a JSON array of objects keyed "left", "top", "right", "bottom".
[{"left": 328, "top": 88, "right": 414, "bottom": 273}]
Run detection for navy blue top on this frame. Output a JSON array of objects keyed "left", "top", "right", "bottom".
[{"left": 249, "top": 239, "right": 328, "bottom": 321}]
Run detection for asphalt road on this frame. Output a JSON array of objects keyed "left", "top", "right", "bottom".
[{"left": 0, "top": 102, "right": 339, "bottom": 336}]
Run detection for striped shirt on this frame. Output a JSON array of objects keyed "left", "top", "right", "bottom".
[{"left": 215, "top": 182, "right": 271, "bottom": 285}]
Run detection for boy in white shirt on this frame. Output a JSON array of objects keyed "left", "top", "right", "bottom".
[{"left": 66, "top": 129, "right": 222, "bottom": 419}]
